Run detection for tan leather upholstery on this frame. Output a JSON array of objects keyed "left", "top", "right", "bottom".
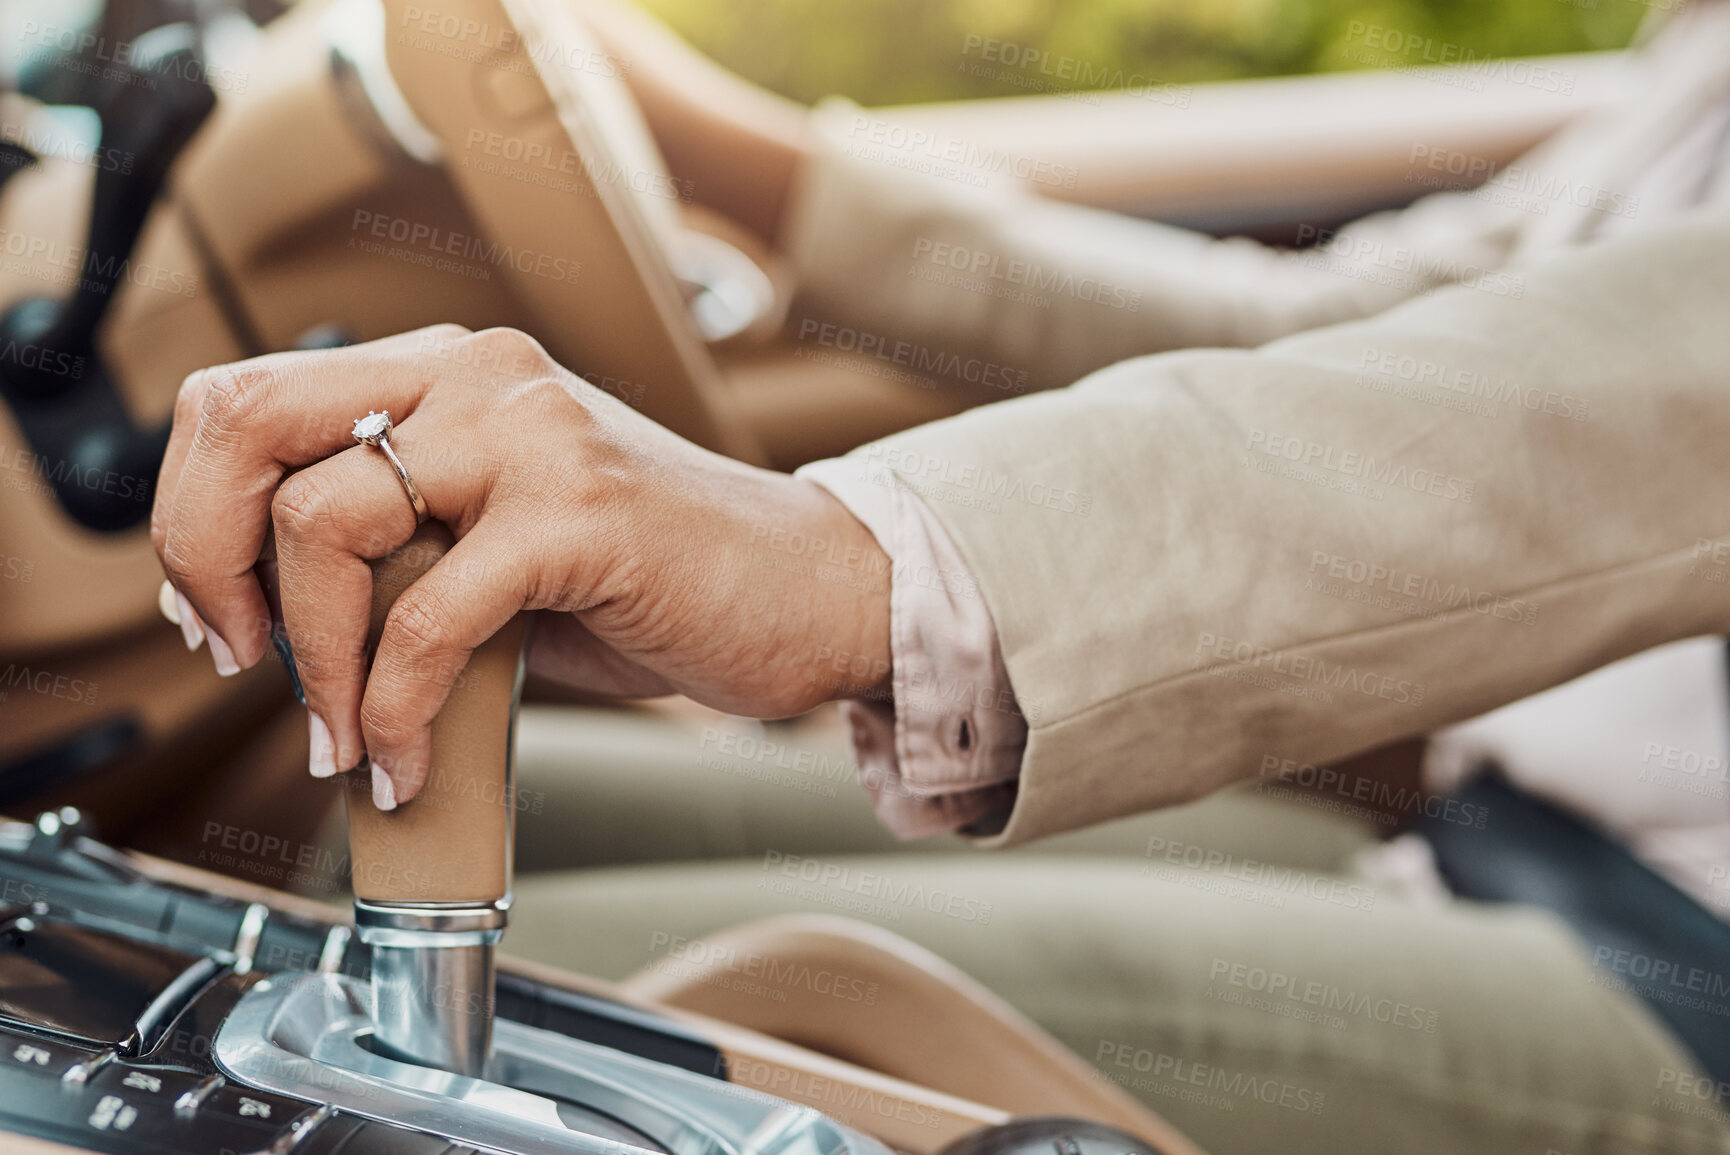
[{"left": 621, "top": 913, "right": 1204, "bottom": 1155}]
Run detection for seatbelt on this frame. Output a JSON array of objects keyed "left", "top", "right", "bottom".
[{"left": 1420, "top": 769, "right": 1730, "bottom": 1088}]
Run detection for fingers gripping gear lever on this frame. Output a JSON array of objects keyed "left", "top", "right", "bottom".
[{"left": 349, "top": 523, "right": 530, "bottom": 1077}]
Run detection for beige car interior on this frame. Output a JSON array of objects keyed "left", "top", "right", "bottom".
[{"left": 0, "top": 0, "right": 1639, "bottom": 1151}]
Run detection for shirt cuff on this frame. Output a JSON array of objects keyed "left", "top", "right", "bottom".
[{"left": 798, "top": 458, "right": 1027, "bottom": 838}]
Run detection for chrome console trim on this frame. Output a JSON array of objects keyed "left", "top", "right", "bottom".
[
  {"left": 60, "top": 1049, "right": 116, "bottom": 1086},
  {"left": 232, "top": 903, "right": 270, "bottom": 974},
  {"left": 215, "top": 973, "right": 894, "bottom": 1155},
  {"left": 174, "top": 1074, "right": 226, "bottom": 1118},
  {"left": 127, "top": 955, "right": 228, "bottom": 1055},
  {"left": 317, "top": 925, "right": 352, "bottom": 974}
]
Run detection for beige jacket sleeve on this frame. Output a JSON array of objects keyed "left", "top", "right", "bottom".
[
  {"left": 782, "top": 100, "right": 1534, "bottom": 392},
  {"left": 833, "top": 206, "right": 1730, "bottom": 847}
]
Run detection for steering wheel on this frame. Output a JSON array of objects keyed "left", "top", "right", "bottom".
[{"left": 363, "top": 0, "right": 768, "bottom": 460}]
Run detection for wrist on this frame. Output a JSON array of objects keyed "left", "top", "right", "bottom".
[{"left": 781, "top": 475, "right": 894, "bottom": 708}]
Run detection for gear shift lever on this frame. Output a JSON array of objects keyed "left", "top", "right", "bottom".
[{"left": 347, "top": 521, "right": 529, "bottom": 1076}]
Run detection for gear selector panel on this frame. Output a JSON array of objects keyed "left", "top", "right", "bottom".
[{"left": 0, "top": 814, "right": 894, "bottom": 1155}]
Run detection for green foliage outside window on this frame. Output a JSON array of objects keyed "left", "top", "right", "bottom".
[{"left": 638, "top": 0, "right": 1659, "bottom": 106}]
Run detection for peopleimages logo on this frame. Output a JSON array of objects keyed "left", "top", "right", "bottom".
[
  {"left": 461, "top": 129, "right": 692, "bottom": 203},
  {"left": 1656, "top": 1067, "right": 1730, "bottom": 1110},
  {"left": 0, "top": 664, "right": 97, "bottom": 705},
  {"left": 1290, "top": 224, "right": 1526, "bottom": 300},
  {"left": 795, "top": 319, "right": 1029, "bottom": 393},
  {"left": 843, "top": 114, "right": 1079, "bottom": 190},
  {"left": 16, "top": 22, "right": 250, "bottom": 93},
  {"left": 1306, "top": 550, "right": 1537, "bottom": 627},
  {"left": 0, "top": 225, "right": 200, "bottom": 299},
  {"left": 1343, "top": 21, "right": 1577, "bottom": 95},
  {"left": 1143, "top": 836, "right": 1377, "bottom": 911},
  {"left": 758, "top": 851, "right": 994, "bottom": 924},
  {"left": 1093, "top": 1042, "right": 1326, "bottom": 1115},
  {"left": 1405, "top": 144, "right": 1639, "bottom": 222},
  {"left": 646, "top": 932, "right": 880, "bottom": 1005},
  {"left": 396, "top": 5, "right": 631, "bottom": 78},
  {"left": 1246, "top": 429, "right": 1474, "bottom": 504},
  {"left": 909, "top": 237, "right": 1143, "bottom": 312},
  {"left": 1357, "top": 346, "right": 1588, "bottom": 422},
  {"left": 0, "top": 119, "right": 133, "bottom": 174},
  {"left": 1592, "top": 946, "right": 1730, "bottom": 1000},
  {"left": 1258, "top": 755, "right": 1487, "bottom": 828},
  {"left": 1638, "top": 741, "right": 1730, "bottom": 796},
  {"left": 859, "top": 444, "right": 1092, "bottom": 516},
  {"left": 959, "top": 34, "right": 1192, "bottom": 107},
  {"left": 0, "top": 338, "right": 84, "bottom": 381},
  {"left": 724, "top": 1055, "right": 940, "bottom": 1129},
  {"left": 1194, "top": 632, "right": 1425, "bottom": 707},
  {"left": 1207, "top": 958, "right": 1439, "bottom": 1032},
  {"left": 348, "top": 210, "right": 581, "bottom": 284},
  {"left": 1, "top": 445, "right": 150, "bottom": 504}
]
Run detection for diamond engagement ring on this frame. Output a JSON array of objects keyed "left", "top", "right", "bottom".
[{"left": 353, "top": 410, "right": 429, "bottom": 524}]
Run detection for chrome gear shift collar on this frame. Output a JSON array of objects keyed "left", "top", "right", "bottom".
[{"left": 354, "top": 899, "right": 508, "bottom": 1077}]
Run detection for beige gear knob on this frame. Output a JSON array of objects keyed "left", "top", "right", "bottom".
[{"left": 348, "top": 521, "right": 529, "bottom": 1077}]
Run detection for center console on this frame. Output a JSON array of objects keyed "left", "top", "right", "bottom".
[
  {"left": 0, "top": 809, "right": 894, "bottom": 1155},
  {"left": 0, "top": 807, "right": 1199, "bottom": 1155}
]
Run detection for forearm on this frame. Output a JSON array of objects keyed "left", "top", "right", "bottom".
[
  {"left": 836, "top": 207, "right": 1730, "bottom": 845},
  {"left": 582, "top": 0, "right": 812, "bottom": 244},
  {"left": 783, "top": 101, "right": 1523, "bottom": 392}
]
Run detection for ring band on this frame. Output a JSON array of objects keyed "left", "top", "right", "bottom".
[{"left": 352, "top": 410, "right": 429, "bottom": 524}]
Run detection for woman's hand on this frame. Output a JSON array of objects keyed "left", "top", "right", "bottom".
[{"left": 151, "top": 325, "right": 890, "bottom": 806}]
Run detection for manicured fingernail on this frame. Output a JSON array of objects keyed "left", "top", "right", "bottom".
[
  {"left": 158, "top": 580, "right": 180, "bottom": 623},
  {"left": 207, "top": 629, "right": 240, "bottom": 677},
  {"left": 308, "top": 712, "right": 336, "bottom": 778},
  {"left": 174, "top": 592, "right": 206, "bottom": 652},
  {"left": 372, "top": 764, "right": 397, "bottom": 811}
]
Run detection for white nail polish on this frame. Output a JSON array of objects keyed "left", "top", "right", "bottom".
[
  {"left": 206, "top": 629, "right": 241, "bottom": 677},
  {"left": 308, "top": 712, "right": 336, "bottom": 778},
  {"left": 158, "top": 580, "right": 180, "bottom": 624},
  {"left": 174, "top": 592, "right": 206, "bottom": 653},
  {"left": 372, "top": 764, "right": 397, "bottom": 811}
]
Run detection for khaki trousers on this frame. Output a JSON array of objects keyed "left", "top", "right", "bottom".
[{"left": 504, "top": 707, "right": 1730, "bottom": 1155}]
